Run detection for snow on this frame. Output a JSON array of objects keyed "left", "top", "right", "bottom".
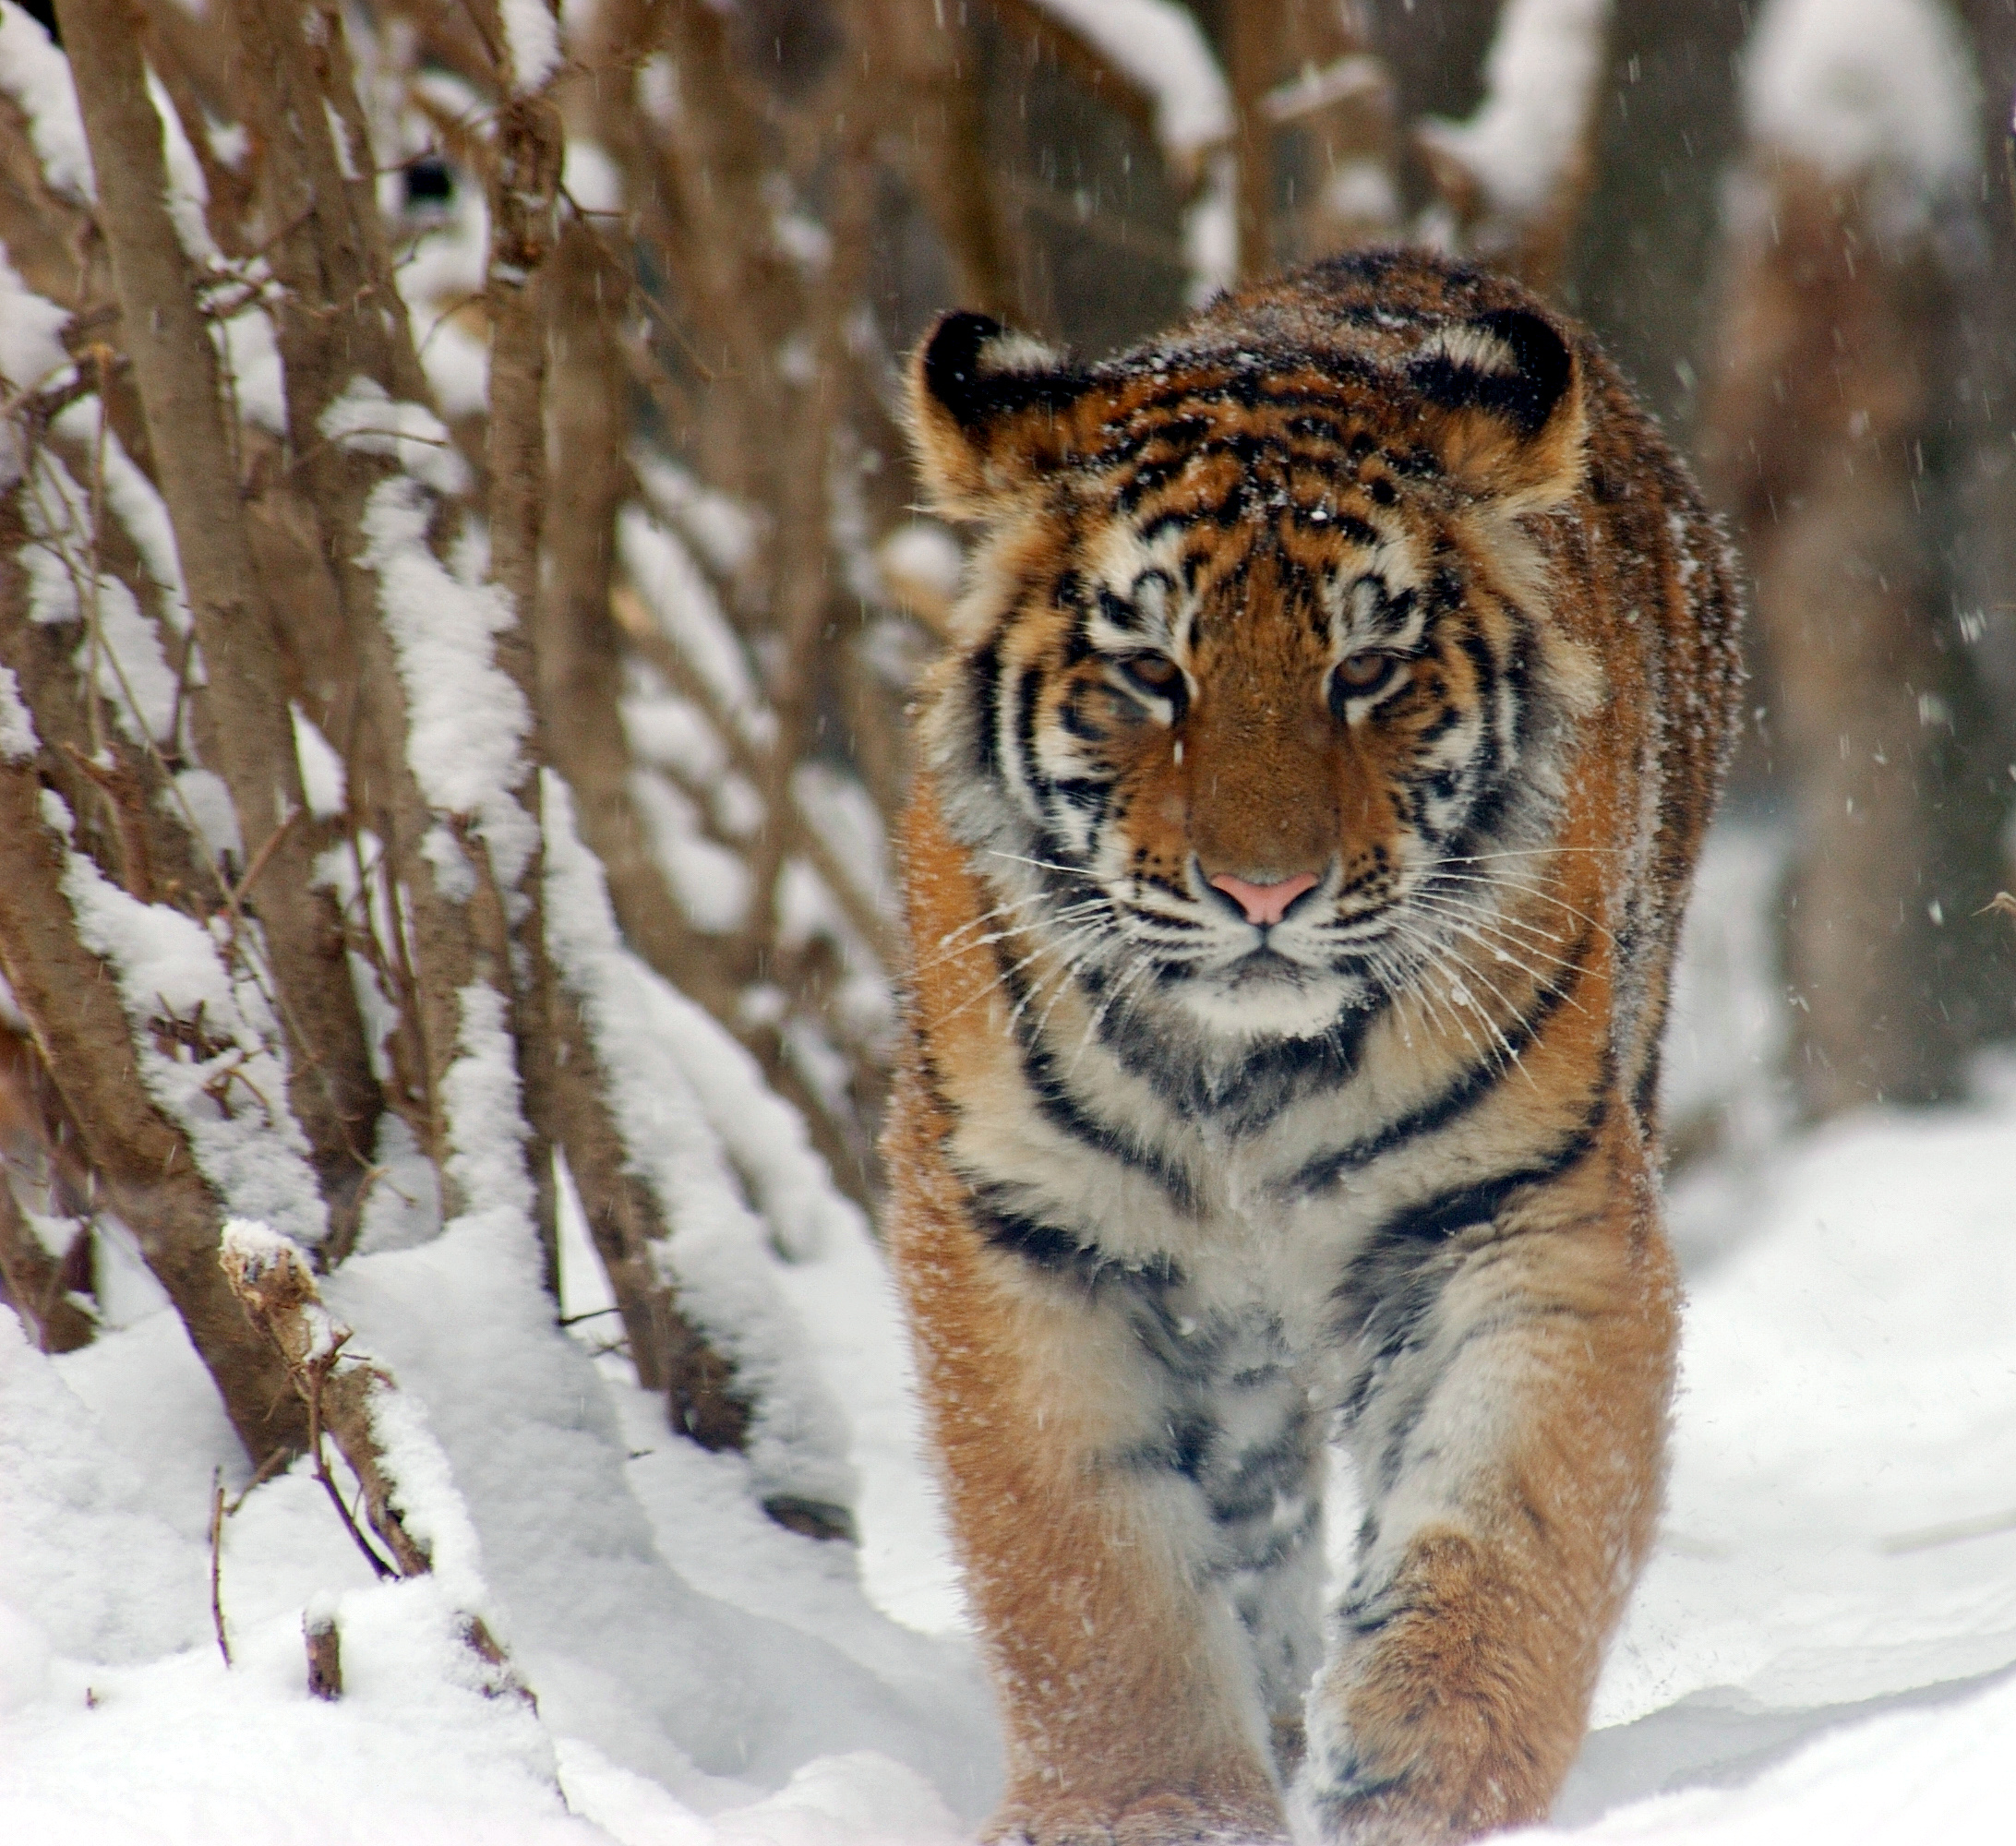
[
  {"left": 398, "top": 175, "right": 492, "bottom": 326},
  {"left": 53, "top": 402, "right": 197, "bottom": 636},
  {"left": 874, "top": 521, "right": 963, "bottom": 626},
  {"left": 1744, "top": 0, "right": 1978, "bottom": 194},
  {"left": 70, "top": 573, "right": 179, "bottom": 747},
  {"left": 618, "top": 503, "right": 775, "bottom": 749},
  {"left": 501, "top": 0, "right": 563, "bottom": 96},
  {"left": 1416, "top": 0, "right": 1611, "bottom": 222},
  {"left": 631, "top": 453, "right": 762, "bottom": 579},
  {"left": 0, "top": 663, "right": 39, "bottom": 760},
  {"left": 542, "top": 769, "right": 858, "bottom": 1504},
  {"left": 148, "top": 70, "right": 221, "bottom": 266},
  {"left": 321, "top": 377, "right": 472, "bottom": 497},
  {"left": 1029, "top": 0, "right": 1230, "bottom": 160},
  {"left": 1184, "top": 150, "right": 1238, "bottom": 304},
  {"left": 12, "top": 406, "right": 195, "bottom": 755},
  {"left": 0, "top": 0, "right": 93, "bottom": 200},
  {"left": 420, "top": 316, "right": 493, "bottom": 421},
  {"left": 345, "top": 448, "right": 540, "bottom": 894},
  {"left": 168, "top": 765, "right": 244, "bottom": 863},
  {"left": 291, "top": 703, "right": 348, "bottom": 819},
  {"left": 217, "top": 303, "right": 288, "bottom": 435},
  {"left": 56, "top": 841, "right": 330, "bottom": 1250},
  {"left": 0, "top": 249, "right": 71, "bottom": 390},
  {"left": 565, "top": 140, "right": 625, "bottom": 217},
  {"left": 6, "top": 827, "right": 2016, "bottom": 1840},
  {"left": 793, "top": 761, "right": 896, "bottom": 926},
  {"left": 630, "top": 764, "right": 756, "bottom": 931}
]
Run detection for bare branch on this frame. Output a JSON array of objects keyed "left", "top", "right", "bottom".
[
  {"left": 53, "top": 0, "right": 381, "bottom": 1247},
  {"left": 0, "top": 757, "right": 306, "bottom": 1461}
]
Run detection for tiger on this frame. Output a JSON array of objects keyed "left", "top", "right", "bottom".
[{"left": 883, "top": 248, "right": 1741, "bottom": 1845}]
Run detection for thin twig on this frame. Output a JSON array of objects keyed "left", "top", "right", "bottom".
[
  {"left": 209, "top": 1466, "right": 233, "bottom": 1666},
  {"left": 227, "top": 809, "right": 304, "bottom": 912},
  {"left": 306, "top": 1341, "right": 397, "bottom": 1580},
  {"left": 224, "top": 1442, "right": 294, "bottom": 1516},
  {"left": 1880, "top": 1505, "right": 2016, "bottom": 1554}
]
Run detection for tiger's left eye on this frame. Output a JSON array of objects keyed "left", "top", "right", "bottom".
[{"left": 1334, "top": 652, "right": 1398, "bottom": 694}]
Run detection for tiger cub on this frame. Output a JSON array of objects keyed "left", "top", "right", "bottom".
[{"left": 885, "top": 249, "right": 1740, "bottom": 1844}]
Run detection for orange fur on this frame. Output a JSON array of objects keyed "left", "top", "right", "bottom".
[{"left": 886, "top": 252, "right": 1739, "bottom": 1845}]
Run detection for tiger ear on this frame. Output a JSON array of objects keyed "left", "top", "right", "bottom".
[
  {"left": 1408, "top": 307, "right": 1587, "bottom": 510},
  {"left": 906, "top": 311, "right": 1093, "bottom": 519}
]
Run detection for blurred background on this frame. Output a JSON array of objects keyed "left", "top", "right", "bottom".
[
  {"left": 3, "top": 0, "right": 2013, "bottom": 1370},
  {"left": 331, "top": 0, "right": 2016, "bottom": 1197}
]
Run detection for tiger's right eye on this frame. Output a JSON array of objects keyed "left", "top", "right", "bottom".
[{"left": 1116, "top": 653, "right": 1185, "bottom": 707}]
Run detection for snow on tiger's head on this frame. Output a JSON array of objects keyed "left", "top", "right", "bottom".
[{"left": 903, "top": 250, "right": 1605, "bottom": 1044}]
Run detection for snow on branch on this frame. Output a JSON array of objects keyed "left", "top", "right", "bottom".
[
  {"left": 1744, "top": 0, "right": 1979, "bottom": 203},
  {"left": 543, "top": 771, "right": 858, "bottom": 1528},
  {"left": 0, "top": 0, "right": 93, "bottom": 200},
  {"left": 1415, "top": 0, "right": 1611, "bottom": 293},
  {"left": 1009, "top": 0, "right": 1235, "bottom": 303},
  {"left": 1026, "top": 0, "right": 1231, "bottom": 164},
  {"left": 0, "top": 664, "right": 38, "bottom": 761},
  {"left": 59, "top": 837, "right": 329, "bottom": 1251},
  {"left": 220, "top": 1218, "right": 521, "bottom": 1691},
  {"left": 498, "top": 0, "right": 561, "bottom": 97},
  {"left": 340, "top": 439, "right": 540, "bottom": 899}
]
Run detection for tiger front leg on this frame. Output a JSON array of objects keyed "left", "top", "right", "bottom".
[
  {"left": 1301, "top": 1194, "right": 1679, "bottom": 1844},
  {"left": 888, "top": 1197, "right": 1288, "bottom": 1841}
]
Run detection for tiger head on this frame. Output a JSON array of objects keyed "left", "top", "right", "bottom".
[{"left": 904, "top": 255, "right": 1604, "bottom": 1058}]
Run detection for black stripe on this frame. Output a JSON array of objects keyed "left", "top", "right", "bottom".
[
  {"left": 968, "top": 639, "right": 1001, "bottom": 779},
  {"left": 1362, "top": 1101, "right": 1607, "bottom": 1254},
  {"left": 1288, "top": 925, "right": 1594, "bottom": 1195},
  {"left": 1057, "top": 686, "right": 1105, "bottom": 743},
  {"left": 1050, "top": 775, "right": 1111, "bottom": 810},
  {"left": 988, "top": 932, "right": 1203, "bottom": 1211},
  {"left": 1095, "top": 588, "right": 1145, "bottom": 633},
  {"left": 970, "top": 1191, "right": 1184, "bottom": 1292},
  {"left": 1013, "top": 662, "right": 1050, "bottom": 797},
  {"left": 1091, "top": 363, "right": 1389, "bottom": 433}
]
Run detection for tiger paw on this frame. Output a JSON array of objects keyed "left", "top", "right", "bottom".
[{"left": 988, "top": 1790, "right": 1288, "bottom": 1846}]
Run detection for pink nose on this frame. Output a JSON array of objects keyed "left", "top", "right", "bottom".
[{"left": 1208, "top": 871, "right": 1318, "bottom": 927}]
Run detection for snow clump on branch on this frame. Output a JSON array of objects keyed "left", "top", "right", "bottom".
[{"left": 1745, "top": 0, "right": 1979, "bottom": 214}]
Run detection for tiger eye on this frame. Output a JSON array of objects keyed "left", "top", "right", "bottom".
[
  {"left": 1118, "top": 653, "right": 1184, "bottom": 700},
  {"left": 1334, "top": 652, "right": 1394, "bottom": 692}
]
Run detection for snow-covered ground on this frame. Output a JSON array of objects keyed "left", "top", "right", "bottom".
[{"left": 5, "top": 828, "right": 2014, "bottom": 1843}]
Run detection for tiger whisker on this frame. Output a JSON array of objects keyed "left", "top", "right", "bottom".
[
  {"left": 984, "top": 848, "right": 1098, "bottom": 880},
  {"left": 1399, "top": 896, "right": 1589, "bottom": 1005},
  {"left": 1068, "top": 946, "right": 1164, "bottom": 1072},
  {"left": 922, "top": 916, "right": 1116, "bottom": 1034},
  {"left": 914, "top": 897, "right": 1114, "bottom": 975},
  {"left": 1386, "top": 924, "right": 1533, "bottom": 1083},
  {"left": 1425, "top": 869, "right": 1617, "bottom": 947}
]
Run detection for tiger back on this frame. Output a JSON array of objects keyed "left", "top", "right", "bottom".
[{"left": 885, "top": 249, "right": 1740, "bottom": 1846}]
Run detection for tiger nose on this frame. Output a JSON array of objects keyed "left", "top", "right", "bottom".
[{"left": 1208, "top": 871, "right": 1319, "bottom": 927}]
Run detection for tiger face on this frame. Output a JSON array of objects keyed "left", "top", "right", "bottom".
[{"left": 908, "top": 283, "right": 1602, "bottom": 1056}]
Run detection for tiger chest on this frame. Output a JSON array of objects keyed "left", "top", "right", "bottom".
[{"left": 942, "top": 1047, "right": 1437, "bottom": 1388}]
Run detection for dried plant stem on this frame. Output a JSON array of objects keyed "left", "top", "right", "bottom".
[
  {"left": 209, "top": 1468, "right": 233, "bottom": 1666},
  {"left": 484, "top": 87, "right": 566, "bottom": 1291},
  {"left": 305, "top": 1608, "right": 343, "bottom": 1700},
  {"left": 305, "top": 1337, "right": 398, "bottom": 1581},
  {"left": 222, "top": 1229, "right": 530, "bottom": 1696},
  {"left": 53, "top": 0, "right": 380, "bottom": 1247},
  {"left": 0, "top": 1157, "right": 95, "bottom": 1354},
  {"left": 0, "top": 761, "right": 307, "bottom": 1461}
]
